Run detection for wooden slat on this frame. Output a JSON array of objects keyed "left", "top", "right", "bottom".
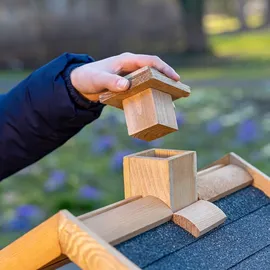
[
  {"left": 0, "top": 214, "right": 61, "bottom": 270},
  {"left": 124, "top": 149, "right": 197, "bottom": 212},
  {"left": 229, "top": 152, "right": 270, "bottom": 197},
  {"left": 197, "top": 164, "right": 253, "bottom": 202},
  {"left": 99, "top": 66, "right": 190, "bottom": 109},
  {"left": 173, "top": 200, "right": 226, "bottom": 237},
  {"left": 59, "top": 210, "right": 140, "bottom": 270},
  {"left": 78, "top": 195, "right": 142, "bottom": 221},
  {"left": 82, "top": 196, "right": 173, "bottom": 246},
  {"left": 197, "top": 164, "right": 225, "bottom": 177}
]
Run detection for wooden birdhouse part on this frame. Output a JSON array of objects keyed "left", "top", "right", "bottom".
[{"left": 99, "top": 66, "right": 190, "bottom": 141}]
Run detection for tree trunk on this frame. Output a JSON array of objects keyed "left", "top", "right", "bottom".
[
  {"left": 236, "top": 0, "right": 249, "bottom": 31},
  {"left": 180, "top": 0, "right": 209, "bottom": 54},
  {"left": 264, "top": 0, "right": 270, "bottom": 26}
]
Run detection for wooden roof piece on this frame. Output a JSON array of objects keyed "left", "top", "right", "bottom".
[{"left": 0, "top": 150, "right": 269, "bottom": 270}]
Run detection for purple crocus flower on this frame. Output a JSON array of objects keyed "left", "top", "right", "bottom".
[
  {"left": 92, "top": 135, "right": 116, "bottom": 154},
  {"left": 175, "top": 111, "right": 185, "bottom": 126},
  {"left": 149, "top": 138, "right": 164, "bottom": 147},
  {"left": 111, "top": 150, "right": 132, "bottom": 171},
  {"left": 44, "top": 170, "right": 66, "bottom": 192},
  {"left": 131, "top": 138, "right": 149, "bottom": 147},
  {"left": 15, "top": 204, "right": 43, "bottom": 219},
  {"left": 3, "top": 217, "right": 32, "bottom": 232},
  {"left": 206, "top": 119, "right": 222, "bottom": 135},
  {"left": 78, "top": 185, "right": 102, "bottom": 200},
  {"left": 237, "top": 119, "right": 259, "bottom": 143}
]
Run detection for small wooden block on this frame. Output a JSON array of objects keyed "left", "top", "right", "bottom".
[
  {"left": 100, "top": 66, "right": 190, "bottom": 109},
  {"left": 197, "top": 164, "right": 253, "bottom": 202},
  {"left": 124, "top": 149, "right": 197, "bottom": 212},
  {"left": 123, "top": 88, "right": 178, "bottom": 141},
  {"left": 173, "top": 200, "right": 227, "bottom": 237},
  {"left": 99, "top": 66, "right": 190, "bottom": 141}
]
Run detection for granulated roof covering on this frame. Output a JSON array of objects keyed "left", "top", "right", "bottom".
[{"left": 116, "top": 186, "right": 270, "bottom": 269}]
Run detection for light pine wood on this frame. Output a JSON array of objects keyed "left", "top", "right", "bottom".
[
  {"left": 229, "top": 152, "right": 270, "bottom": 197},
  {"left": 79, "top": 195, "right": 142, "bottom": 220},
  {"left": 173, "top": 200, "right": 226, "bottom": 237},
  {"left": 124, "top": 149, "right": 197, "bottom": 212},
  {"left": 59, "top": 210, "right": 140, "bottom": 270},
  {"left": 197, "top": 164, "right": 225, "bottom": 177},
  {"left": 123, "top": 88, "right": 178, "bottom": 141},
  {"left": 99, "top": 66, "right": 190, "bottom": 109},
  {"left": 0, "top": 214, "right": 61, "bottom": 270},
  {"left": 82, "top": 196, "right": 172, "bottom": 246},
  {"left": 197, "top": 164, "right": 253, "bottom": 202}
]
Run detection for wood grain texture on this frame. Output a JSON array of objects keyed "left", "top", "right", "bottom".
[
  {"left": 123, "top": 88, "right": 178, "bottom": 141},
  {"left": 99, "top": 66, "right": 190, "bottom": 109},
  {"left": 173, "top": 200, "right": 226, "bottom": 237},
  {"left": 82, "top": 196, "right": 173, "bottom": 245},
  {"left": 229, "top": 152, "right": 270, "bottom": 197},
  {"left": 197, "top": 164, "right": 253, "bottom": 202},
  {"left": 59, "top": 210, "right": 140, "bottom": 270},
  {"left": 124, "top": 149, "right": 197, "bottom": 212},
  {"left": 0, "top": 214, "right": 61, "bottom": 270},
  {"left": 78, "top": 195, "right": 142, "bottom": 221},
  {"left": 197, "top": 164, "right": 225, "bottom": 177}
]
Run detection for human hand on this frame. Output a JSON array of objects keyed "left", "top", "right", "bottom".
[{"left": 70, "top": 52, "right": 180, "bottom": 101}]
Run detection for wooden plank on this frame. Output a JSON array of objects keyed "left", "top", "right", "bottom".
[
  {"left": 123, "top": 88, "right": 178, "bottom": 141},
  {"left": 197, "top": 164, "right": 225, "bottom": 177},
  {"left": 173, "top": 200, "right": 226, "bottom": 237},
  {"left": 124, "top": 149, "right": 197, "bottom": 212},
  {"left": 59, "top": 210, "right": 140, "bottom": 270},
  {"left": 0, "top": 214, "right": 61, "bottom": 270},
  {"left": 197, "top": 164, "right": 253, "bottom": 202},
  {"left": 78, "top": 195, "right": 142, "bottom": 220},
  {"left": 99, "top": 66, "right": 190, "bottom": 109},
  {"left": 229, "top": 152, "right": 270, "bottom": 197},
  {"left": 82, "top": 196, "right": 173, "bottom": 246}
]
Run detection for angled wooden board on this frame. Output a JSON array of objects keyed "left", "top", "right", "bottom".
[{"left": 99, "top": 66, "right": 190, "bottom": 109}]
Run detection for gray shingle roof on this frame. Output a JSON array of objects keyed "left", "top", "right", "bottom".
[{"left": 116, "top": 186, "right": 270, "bottom": 270}]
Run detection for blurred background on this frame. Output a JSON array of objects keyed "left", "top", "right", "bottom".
[{"left": 0, "top": 0, "right": 269, "bottom": 265}]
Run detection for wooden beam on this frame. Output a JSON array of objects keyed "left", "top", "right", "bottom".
[
  {"left": 123, "top": 88, "right": 178, "bottom": 141},
  {"left": 99, "top": 66, "right": 190, "bottom": 109},
  {"left": 59, "top": 210, "right": 140, "bottom": 270},
  {"left": 173, "top": 200, "right": 226, "bottom": 237},
  {"left": 197, "top": 164, "right": 253, "bottom": 202},
  {"left": 229, "top": 152, "right": 270, "bottom": 197},
  {"left": 0, "top": 214, "right": 61, "bottom": 270},
  {"left": 82, "top": 196, "right": 173, "bottom": 246},
  {"left": 124, "top": 149, "right": 197, "bottom": 212}
]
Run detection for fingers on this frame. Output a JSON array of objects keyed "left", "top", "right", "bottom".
[
  {"left": 117, "top": 53, "right": 180, "bottom": 81},
  {"left": 92, "top": 71, "right": 130, "bottom": 93}
]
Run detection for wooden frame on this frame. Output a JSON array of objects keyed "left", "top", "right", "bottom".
[{"left": 1, "top": 151, "right": 269, "bottom": 269}]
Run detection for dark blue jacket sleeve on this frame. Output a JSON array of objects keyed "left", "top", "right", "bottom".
[{"left": 0, "top": 53, "right": 105, "bottom": 180}]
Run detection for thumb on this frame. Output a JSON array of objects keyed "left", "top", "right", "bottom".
[{"left": 96, "top": 72, "right": 130, "bottom": 93}]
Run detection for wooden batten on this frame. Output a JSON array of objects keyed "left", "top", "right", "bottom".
[
  {"left": 173, "top": 200, "right": 226, "bottom": 237},
  {"left": 124, "top": 149, "right": 197, "bottom": 212},
  {"left": 197, "top": 164, "right": 253, "bottom": 202},
  {"left": 199, "top": 152, "right": 270, "bottom": 198},
  {"left": 82, "top": 196, "right": 173, "bottom": 245}
]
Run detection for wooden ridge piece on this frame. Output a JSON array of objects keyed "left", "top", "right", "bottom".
[
  {"left": 173, "top": 200, "right": 227, "bottom": 237},
  {"left": 197, "top": 164, "right": 253, "bottom": 202},
  {"left": 82, "top": 196, "right": 173, "bottom": 246},
  {"left": 100, "top": 66, "right": 190, "bottom": 109},
  {"left": 124, "top": 149, "right": 197, "bottom": 212},
  {"left": 201, "top": 152, "right": 269, "bottom": 198},
  {"left": 123, "top": 88, "right": 178, "bottom": 141}
]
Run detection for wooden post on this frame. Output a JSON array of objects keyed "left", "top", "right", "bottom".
[
  {"left": 99, "top": 66, "right": 190, "bottom": 141},
  {"left": 124, "top": 149, "right": 197, "bottom": 212}
]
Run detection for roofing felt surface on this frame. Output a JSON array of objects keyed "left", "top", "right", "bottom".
[{"left": 116, "top": 186, "right": 270, "bottom": 270}]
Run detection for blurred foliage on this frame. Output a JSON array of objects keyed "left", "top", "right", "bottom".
[{"left": 0, "top": 18, "right": 270, "bottom": 250}]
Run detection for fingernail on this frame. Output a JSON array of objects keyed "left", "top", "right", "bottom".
[{"left": 117, "top": 78, "right": 129, "bottom": 90}]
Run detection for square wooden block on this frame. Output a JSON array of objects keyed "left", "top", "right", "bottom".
[
  {"left": 123, "top": 88, "right": 178, "bottom": 141},
  {"left": 124, "top": 149, "right": 197, "bottom": 212}
]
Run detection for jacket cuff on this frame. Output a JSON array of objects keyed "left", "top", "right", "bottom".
[{"left": 63, "top": 62, "right": 106, "bottom": 111}]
